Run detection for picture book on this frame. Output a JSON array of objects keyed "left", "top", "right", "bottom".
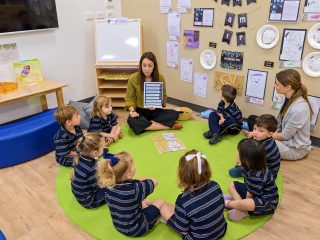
[{"left": 12, "top": 58, "right": 43, "bottom": 82}]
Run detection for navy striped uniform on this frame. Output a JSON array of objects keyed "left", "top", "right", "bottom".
[
  {"left": 261, "top": 137, "right": 281, "bottom": 180},
  {"left": 71, "top": 155, "right": 106, "bottom": 208},
  {"left": 54, "top": 125, "right": 83, "bottom": 166},
  {"left": 167, "top": 181, "right": 227, "bottom": 240},
  {"left": 105, "top": 179, "right": 159, "bottom": 237},
  {"left": 217, "top": 100, "right": 242, "bottom": 124},
  {"left": 209, "top": 100, "right": 242, "bottom": 135},
  {"left": 236, "top": 168, "right": 279, "bottom": 216},
  {"left": 88, "top": 113, "right": 118, "bottom": 134}
]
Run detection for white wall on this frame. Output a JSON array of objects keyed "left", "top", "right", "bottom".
[{"left": 0, "top": 0, "right": 122, "bottom": 124}]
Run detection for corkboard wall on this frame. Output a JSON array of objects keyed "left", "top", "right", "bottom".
[{"left": 121, "top": 0, "right": 320, "bottom": 138}]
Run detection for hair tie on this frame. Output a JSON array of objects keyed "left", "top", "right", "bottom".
[
  {"left": 80, "top": 136, "right": 86, "bottom": 145},
  {"left": 105, "top": 153, "right": 119, "bottom": 167},
  {"left": 185, "top": 152, "right": 206, "bottom": 175}
]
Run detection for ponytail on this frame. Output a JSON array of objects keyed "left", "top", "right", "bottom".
[{"left": 97, "top": 151, "right": 132, "bottom": 189}]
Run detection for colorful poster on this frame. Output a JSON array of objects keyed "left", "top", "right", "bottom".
[
  {"left": 220, "top": 50, "right": 244, "bottom": 70},
  {"left": 183, "top": 30, "right": 200, "bottom": 48},
  {"left": 12, "top": 58, "right": 43, "bottom": 82}
]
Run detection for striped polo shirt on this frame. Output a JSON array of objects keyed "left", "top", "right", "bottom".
[
  {"left": 242, "top": 168, "right": 279, "bottom": 213},
  {"left": 54, "top": 125, "right": 83, "bottom": 166},
  {"left": 167, "top": 181, "right": 227, "bottom": 240},
  {"left": 105, "top": 179, "right": 155, "bottom": 237},
  {"left": 217, "top": 100, "right": 242, "bottom": 124},
  {"left": 261, "top": 137, "right": 281, "bottom": 180},
  {"left": 88, "top": 113, "right": 117, "bottom": 134},
  {"left": 71, "top": 155, "right": 102, "bottom": 208}
]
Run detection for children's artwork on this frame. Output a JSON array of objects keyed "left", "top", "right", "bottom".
[
  {"left": 308, "top": 95, "right": 320, "bottom": 130},
  {"left": 220, "top": 50, "right": 244, "bottom": 70},
  {"left": 222, "top": 29, "right": 233, "bottom": 44},
  {"left": 304, "top": 0, "right": 320, "bottom": 13},
  {"left": 238, "top": 13, "right": 248, "bottom": 28},
  {"left": 166, "top": 41, "right": 179, "bottom": 68},
  {"left": 144, "top": 82, "right": 163, "bottom": 108},
  {"left": 246, "top": 96, "right": 264, "bottom": 105},
  {"left": 279, "top": 29, "right": 307, "bottom": 61},
  {"left": 160, "top": 0, "right": 172, "bottom": 14},
  {"left": 151, "top": 133, "right": 186, "bottom": 153},
  {"left": 245, "top": 69, "right": 268, "bottom": 99},
  {"left": 302, "top": 12, "right": 320, "bottom": 21},
  {"left": 269, "top": 0, "right": 301, "bottom": 22},
  {"left": 180, "top": 58, "right": 193, "bottom": 82},
  {"left": 177, "top": 0, "right": 191, "bottom": 13},
  {"left": 302, "top": 52, "right": 320, "bottom": 77},
  {"left": 183, "top": 30, "right": 200, "bottom": 48},
  {"left": 225, "top": 12, "right": 235, "bottom": 27},
  {"left": 193, "top": 73, "right": 208, "bottom": 98},
  {"left": 307, "top": 23, "right": 320, "bottom": 49},
  {"left": 193, "top": 8, "right": 214, "bottom": 27},
  {"left": 272, "top": 87, "right": 285, "bottom": 109},
  {"left": 167, "top": 12, "right": 181, "bottom": 37},
  {"left": 13, "top": 58, "right": 43, "bottom": 82},
  {"left": 214, "top": 70, "right": 244, "bottom": 95},
  {"left": 236, "top": 32, "right": 246, "bottom": 46},
  {"left": 0, "top": 43, "right": 19, "bottom": 65}
]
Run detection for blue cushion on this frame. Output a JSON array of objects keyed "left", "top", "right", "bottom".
[{"left": 0, "top": 109, "right": 59, "bottom": 168}]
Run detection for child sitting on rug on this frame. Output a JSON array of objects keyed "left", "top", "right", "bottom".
[
  {"left": 70, "top": 132, "right": 107, "bottom": 208},
  {"left": 203, "top": 84, "right": 242, "bottom": 145},
  {"left": 97, "top": 152, "right": 164, "bottom": 237},
  {"left": 88, "top": 96, "right": 122, "bottom": 145},
  {"left": 224, "top": 138, "right": 279, "bottom": 221},
  {"left": 160, "top": 150, "right": 227, "bottom": 240},
  {"left": 54, "top": 105, "right": 84, "bottom": 166},
  {"left": 229, "top": 114, "right": 281, "bottom": 180}
]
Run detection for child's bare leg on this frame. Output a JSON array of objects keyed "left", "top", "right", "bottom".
[
  {"left": 111, "top": 125, "right": 121, "bottom": 141},
  {"left": 159, "top": 202, "right": 175, "bottom": 222},
  {"left": 228, "top": 198, "right": 255, "bottom": 212}
]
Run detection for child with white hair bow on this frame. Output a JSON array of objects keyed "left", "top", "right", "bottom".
[{"left": 160, "top": 149, "right": 227, "bottom": 240}]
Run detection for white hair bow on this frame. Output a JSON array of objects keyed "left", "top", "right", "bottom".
[{"left": 185, "top": 152, "right": 206, "bottom": 175}]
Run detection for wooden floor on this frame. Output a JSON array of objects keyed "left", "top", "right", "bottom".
[{"left": 1, "top": 105, "right": 320, "bottom": 240}]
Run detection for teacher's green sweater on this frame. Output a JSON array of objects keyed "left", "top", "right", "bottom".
[{"left": 125, "top": 72, "right": 167, "bottom": 109}]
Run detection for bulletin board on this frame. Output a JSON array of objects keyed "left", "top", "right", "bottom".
[{"left": 121, "top": 0, "right": 320, "bottom": 138}]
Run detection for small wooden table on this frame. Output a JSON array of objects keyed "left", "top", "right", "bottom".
[{"left": 0, "top": 80, "right": 67, "bottom": 110}]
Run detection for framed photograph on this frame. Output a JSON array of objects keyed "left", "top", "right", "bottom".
[
  {"left": 279, "top": 28, "right": 307, "bottom": 61},
  {"left": 268, "top": 0, "right": 301, "bottom": 22},
  {"left": 245, "top": 69, "right": 268, "bottom": 99},
  {"left": 193, "top": 8, "right": 214, "bottom": 27}
]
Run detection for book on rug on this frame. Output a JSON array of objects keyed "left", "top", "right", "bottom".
[{"left": 12, "top": 58, "right": 43, "bottom": 82}]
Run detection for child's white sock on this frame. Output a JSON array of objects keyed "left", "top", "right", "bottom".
[
  {"left": 159, "top": 216, "right": 166, "bottom": 224},
  {"left": 227, "top": 209, "right": 249, "bottom": 221}
]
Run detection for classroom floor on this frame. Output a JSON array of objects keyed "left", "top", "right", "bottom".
[{"left": 0, "top": 104, "right": 319, "bottom": 240}]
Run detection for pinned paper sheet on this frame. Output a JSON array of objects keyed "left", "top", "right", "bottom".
[
  {"left": 160, "top": 0, "right": 172, "bottom": 13},
  {"left": 168, "top": 12, "right": 181, "bottom": 37},
  {"left": 180, "top": 58, "right": 193, "bottom": 82},
  {"left": 193, "top": 73, "right": 208, "bottom": 98},
  {"left": 167, "top": 41, "right": 179, "bottom": 68}
]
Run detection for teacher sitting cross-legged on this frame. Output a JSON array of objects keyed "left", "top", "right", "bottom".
[{"left": 125, "top": 51, "right": 183, "bottom": 135}]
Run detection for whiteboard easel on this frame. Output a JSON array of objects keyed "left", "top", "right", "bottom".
[{"left": 95, "top": 19, "right": 142, "bottom": 64}]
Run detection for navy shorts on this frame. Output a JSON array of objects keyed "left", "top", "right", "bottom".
[
  {"left": 234, "top": 181, "right": 277, "bottom": 216},
  {"left": 142, "top": 205, "right": 160, "bottom": 231}
]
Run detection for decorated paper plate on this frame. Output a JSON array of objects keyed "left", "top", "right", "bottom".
[
  {"left": 302, "top": 52, "right": 320, "bottom": 77},
  {"left": 200, "top": 50, "right": 216, "bottom": 70},
  {"left": 307, "top": 23, "right": 320, "bottom": 49},
  {"left": 256, "top": 25, "right": 279, "bottom": 49}
]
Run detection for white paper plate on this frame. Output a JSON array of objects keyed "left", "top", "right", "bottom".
[
  {"left": 200, "top": 50, "right": 216, "bottom": 70},
  {"left": 256, "top": 25, "right": 279, "bottom": 49},
  {"left": 302, "top": 52, "right": 320, "bottom": 77},
  {"left": 307, "top": 23, "right": 320, "bottom": 49}
]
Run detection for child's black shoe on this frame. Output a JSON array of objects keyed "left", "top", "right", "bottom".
[
  {"left": 203, "top": 131, "right": 212, "bottom": 139},
  {"left": 209, "top": 133, "right": 222, "bottom": 144}
]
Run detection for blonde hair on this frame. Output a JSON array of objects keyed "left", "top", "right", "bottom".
[
  {"left": 92, "top": 96, "right": 112, "bottom": 117},
  {"left": 177, "top": 149, "right": 212, "bottom": 192},
  {"left": 70, "top": 132, "right": 103, "bottom": 180},
  {"left": 97, "top": 151, "right": 132, "bottom": 188},
  {"left": 54, "top": 105, "right": 79, "bottom": 125},
  {"left": 276, "top": 69, "right": 313, "bottom": 118}
]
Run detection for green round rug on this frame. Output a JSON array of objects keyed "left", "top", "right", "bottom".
[{"left": 56, "top": 120, "right": 283, "bottom": 240}]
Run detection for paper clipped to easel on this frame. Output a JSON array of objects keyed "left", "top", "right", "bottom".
[{"left": 12, "top": 58, "right": 43, "bottom": 82}]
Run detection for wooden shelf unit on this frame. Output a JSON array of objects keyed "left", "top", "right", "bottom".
[{"left": 95, "top": 62, "right": 138, "bottom": 108}]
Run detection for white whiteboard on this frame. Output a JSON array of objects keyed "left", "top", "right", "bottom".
[{"left": 96, "top": 19, "right": 141, "bottom": 62}]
